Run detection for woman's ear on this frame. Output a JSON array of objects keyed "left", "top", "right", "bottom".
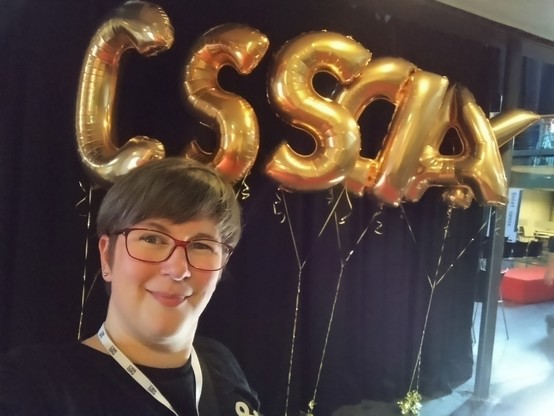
[{"left": 99, "top": 235, "right": 112, "bottom": 282}]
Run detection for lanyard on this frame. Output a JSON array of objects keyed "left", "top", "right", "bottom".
[{"left": 97, "top": 323, "right": 203, "bottom": 416}]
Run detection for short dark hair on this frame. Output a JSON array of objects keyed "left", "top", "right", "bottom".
[{"left": 96, "top": 158, "right": 242, "bottom": 250}]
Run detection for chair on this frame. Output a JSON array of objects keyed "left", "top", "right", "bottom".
[
  {"left": 526, "top": 240, "right": 543, "bottom": 259},
  {"left": 515, "top": 240, "right": 544, "bottom": 267},
  {"left": 513, "top": 241, "right": 528, "bottom": 258},
  {"left": 503, "top": 241, "right": 515, "bottom": 258}
]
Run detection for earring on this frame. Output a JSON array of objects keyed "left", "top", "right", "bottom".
[{"left": 102, "top": 268, "right": 108, "bottom": 277}]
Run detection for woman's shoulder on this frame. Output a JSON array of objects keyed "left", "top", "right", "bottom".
[
  {"left": 194, "top": 336, "right": 261, "bottom": 415},
  {"left": 0, "top": 342, "right": 113, "bottom": 415},
  {"left": 193, "top": 336, "right": 234, "bottom": 358},
  {"left": 193, "top": 336, "right": 246, "bottom": 378},
  {"left": 2, "top": 341, "right": 103, "bottom": 364},
  {"left": 2, "top": 341, "right": 83, "bottom": 365},
  {"left": 0, "top": 340, "right": 113, "bottom": 384}
]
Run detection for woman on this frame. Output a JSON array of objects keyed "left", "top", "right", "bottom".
[{"left": 0, "top": 158, "right": 260, "bottom": 415}]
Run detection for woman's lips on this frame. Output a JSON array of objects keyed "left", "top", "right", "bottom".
[{"left": 148, "top": 291, "right": 187, "bottom": 307}]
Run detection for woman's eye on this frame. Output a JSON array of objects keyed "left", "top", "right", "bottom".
[
  {"left": 140, "top": 233, "right": 167, "bottom": 244},
  {"left": 189, "top": 241, "right": 214, "bottom": 251}
]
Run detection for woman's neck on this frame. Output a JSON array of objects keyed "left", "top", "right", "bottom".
[{"left": 82, "top": 321, "right": 194, "bottom": 369}]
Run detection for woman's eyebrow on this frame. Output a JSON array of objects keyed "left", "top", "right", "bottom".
[
  {"left": 192, "top": 232, "right": 218, "bottom": 240},
  {"left": 136, "top": 221, "right": 219, "bottom": 240},
  {"left": 138, "top": 221, "right": 168, "bottom": 232}
]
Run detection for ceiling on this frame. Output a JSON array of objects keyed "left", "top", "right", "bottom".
[{"left": 434, "top": 0, "right": 554, "bottom": 43}]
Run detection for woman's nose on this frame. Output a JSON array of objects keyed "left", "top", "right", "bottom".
[{"left": 162, "top": 246, "right": 192, "bottom": 281}]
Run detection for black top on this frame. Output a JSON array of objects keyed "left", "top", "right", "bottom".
[{"left": 0, "top": 336, "right": 260, "bottom": 416}]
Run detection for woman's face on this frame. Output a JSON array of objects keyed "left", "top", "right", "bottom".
[{"left": 99, "top": 217, "right": 223, "bottom": 347}]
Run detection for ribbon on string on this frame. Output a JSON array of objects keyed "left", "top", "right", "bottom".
[
  {"left": 272, "top": 189, "right": 287, "bottom": 224},
  {"left": 338, "top": 191, "right": 352, "bottom": 225},
  {"left": 318, "top": 188, "right": 347, "bottom": 237},
  {"left": 324, "top": 188, "right": 353, "bottom": 226},
  {"left": 236, "top": 172, "right": 251, "bottom": 200}
]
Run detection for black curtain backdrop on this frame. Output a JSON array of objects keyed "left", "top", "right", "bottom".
[{"left": 0, "top": 0, "right": 499, "bottom": 415}]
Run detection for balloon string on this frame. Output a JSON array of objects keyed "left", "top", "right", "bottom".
[
  {"left": 307, "top": 204, "right": 384, "bottom": 415},
  {"left": 284, "top": 270, "right": 303, "bottom": 416},
  {"left": 338, "top": 190, "right": 353, "bottom": 225},
  {"left": 84, "top": 271, "right": 100, "bottom": 304},
  {"left": 273, "top": 191, "right": 287, "bottom": 224},
  {"left": 235, "top": 173, "right": 251, "bottom": 200},
  {"left": 408, "top": 207, "right": 453, "bottom": 392},
  {"left": 280, "top": 189, "right": 306, "bottom": 416},
  {"left": 434, "top": 219, "right": 488, "bottom": 286},
  {"left": 76, "top": 182, "right": 93, "bottom": 340},
  {"left": 406, "top": 207, "right": 453, "bottom": 393},
  {"left": 422, "top": 207, "right": 453, "bottom": 287},
  {"left": 407, "top": 210, "right": 488, "bottom": 393},
  {"left": 408, "top": 284, "right": 436, "bottom": 393},
  {"left": 399, "top": 204, "right": 417, "bottom": 244},
  {"left": 282, "top": 189, "right": 381, "bottom": 415},
  {"left": 281, "top": 187, "right": 356, "bottom": 415},
  {"left": 317, "top": 187, "right": 347, "bottom": 238},
  {"left": 493, "top": 211, "right": 504, "bottom": 238},
  {"left": 280, "top": 189, "right": 305, "bottom": 271},
  {"left": 348, "top": 205, "right": 384, "bottom": 262},
  {"left": 307, "top": 211, "right": 346, "bottom": 414}
]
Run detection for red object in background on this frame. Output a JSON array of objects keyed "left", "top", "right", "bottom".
[{"left": 501, "top": 266, "right": 554, "bottom": 304}]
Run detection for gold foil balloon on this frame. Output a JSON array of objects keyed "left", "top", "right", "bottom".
[
  {"left": 336, "top": 55, "right": 540, "bottom": 207},
  {"left": 401, "top": 85, "right": 508, "bottom": 206},
  {"left": 452, "top": 86, "right": 508, "bottom": 205},
  {"left": 373, "top": 70, "right": 450, "bottom": 206},
  {"left": 75, "top": 1, "right": 173, "bottom": 188},
  {"left": 335, "top": 57, "right": 418, "bottom": 196},
  {"left": 490, "top": 109, "right": 540, "bottom": 147},
  {"left": 182, "top": 24, "right": 269, "bottom": 183},
  {"left": 266, "top": 31, "right": 372, "bottom": 191},
  {"left": 442, "top": 187, "right": 474, "bottom": 209}
]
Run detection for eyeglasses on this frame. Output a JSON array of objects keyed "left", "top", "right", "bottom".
[{"left": 114, "top": 228, "right": 233, "bottom": 271}]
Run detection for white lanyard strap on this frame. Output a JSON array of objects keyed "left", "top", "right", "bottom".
[
  {"left": 97, "top": 323, "right": 202, "bottom": 415},
  {"left": 191, "top": 348, "right": 202, "bottom": 412}
]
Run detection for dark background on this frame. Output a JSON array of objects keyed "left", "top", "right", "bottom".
[{"left": 0, "top": 0, "right": 542, "bottom": 414}]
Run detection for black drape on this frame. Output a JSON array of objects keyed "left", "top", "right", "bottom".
[{"left": 1, "top": 1, "right": 495, "bottom": 415}]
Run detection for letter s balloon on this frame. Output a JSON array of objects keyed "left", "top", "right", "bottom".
[
  {"left": 266, "top": 31, "right": 372, "bottom": 191},
  {"left": 182, "top": 23, "right": 269, "bottom": 183}
]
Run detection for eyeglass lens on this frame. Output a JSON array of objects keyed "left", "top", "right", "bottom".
[{"left": 124, "top": 229, "right": 228, "bottom": 271}]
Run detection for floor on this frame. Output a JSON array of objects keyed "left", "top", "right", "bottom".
[
  {"left": 333, "top": 298, "right": 554, "bottom": 416},
  {"left": 421, "top": 299, "right": 554, "bottom": 416}
]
